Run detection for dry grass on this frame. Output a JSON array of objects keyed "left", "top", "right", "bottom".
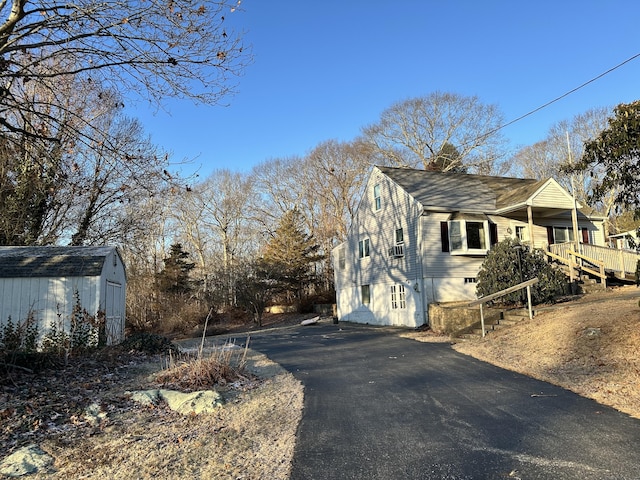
[
  {"left": 37, "top": 364, "right": 302, "bottom": 479},
  {"left": 3, "top": 347, "right": 303, "bottom": 480},
  {"left": 155, "top": 340, "right": 252, "bottom": 391},
  {"left": 449, "top": 285, "right": 640, "bottom": 419}
]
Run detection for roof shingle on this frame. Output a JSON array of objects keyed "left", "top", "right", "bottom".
[{"left": 0, "top": 246, "right": 114, "bottom": 278}]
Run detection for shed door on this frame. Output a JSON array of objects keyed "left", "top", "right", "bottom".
[{"left": 105, "top": 282, "right": 123, "bottom": 344}]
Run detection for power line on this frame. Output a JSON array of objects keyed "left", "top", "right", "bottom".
[{"left": 479, "top": 51, "right": 640, "bottom": 142}]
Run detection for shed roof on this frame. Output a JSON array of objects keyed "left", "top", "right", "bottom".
[{"left": 0, "top": 246, "right": 116, "bottom": 278}]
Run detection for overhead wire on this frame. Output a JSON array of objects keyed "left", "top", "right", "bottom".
[{"left": 475, "top": 51, "right": 640, "bottom": 144}]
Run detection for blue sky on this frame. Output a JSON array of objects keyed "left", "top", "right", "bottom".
[{"left": 130, "top": 1, "right": 640, "bottom": 177}]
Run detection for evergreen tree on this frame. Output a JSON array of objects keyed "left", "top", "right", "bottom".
[
  {"left": 157, "top": 243, "right": 196, "bottom": 295},
  {"left": 565, "top": 100, "right": 640, "bottom": 215},
  {"left": 476, "top": 238, "right": 568, "bottom": 305},
  {"left": 261, "top": 208, "right": 323, "bottom": 305},
  {"left": 425, "top": 142, "right": 467, "bottom": 173}
]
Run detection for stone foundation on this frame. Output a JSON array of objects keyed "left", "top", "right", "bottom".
[{"left": 428, "top": 302, "right": 481, "bottom": 336}]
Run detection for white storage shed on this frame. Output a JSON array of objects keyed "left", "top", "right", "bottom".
[{"left": 0, "top": 246, "right": 126, "bottom": 345}]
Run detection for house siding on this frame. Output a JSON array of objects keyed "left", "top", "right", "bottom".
[
  {"left": 334, "top": 168, "right": 424, "bottom": 327},
  {"left": 420, "top": 213, "right": 486, "bottom": 304},
  {"left": 333, "top": 166, "right": 610, "bottom": 329},
  {"left": 530, "top": 182, "right": 575, "bottom": 209}
]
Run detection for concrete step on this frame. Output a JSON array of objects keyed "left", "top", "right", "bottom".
[
  {"left": 580, "top": 283, "right": 606, "bottom": 294},
  {"left": 498, "top": 317, "right": 524, "bottom": 326},
  {"left": 455, "top": 307, "right": 531, "bottom": 339}
]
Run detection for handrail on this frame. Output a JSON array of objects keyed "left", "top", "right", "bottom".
[
  {"left": 546, "top": 248, "right": 606, "bottom": 289},
  {"left": 570, "top": 250, "right": 604, "bottom": 267},
  {"left": 468, "top": 278, "right": 539, "bottom": 337}
]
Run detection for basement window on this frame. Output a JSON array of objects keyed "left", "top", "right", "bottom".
[{"left": 361, "top": 285, "right": 370, "bottom": 305}]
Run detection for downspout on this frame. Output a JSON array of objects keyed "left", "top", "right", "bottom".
[{"left": 417, "top": 209, "right": 427, "bottom": 326}]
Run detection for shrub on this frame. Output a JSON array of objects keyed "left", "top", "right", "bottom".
[
  {"left": 41, "top": 290, "right": 104, "bottom": 356},
  {"left": 477, "top": 238, "right": 568, "bottom": 306},
  {"left": 0, "top": 312, "right": 39, "bottom": 355},
  {"left": 118, "top": 332, "right": 180, "bottom": 355},
  {"left": 155, "top": 340, "right": 249, "bottom": 391}
]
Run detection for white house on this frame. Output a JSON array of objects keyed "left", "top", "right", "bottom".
[
  {"left": 0, "top": 246, "right": 126, "bottom": 345},
  {"left": 332, "top": 166, "right": 607, "bottom": 328},
  {"left": 608, "top": 230, "right": 638, "bottom": 251}
]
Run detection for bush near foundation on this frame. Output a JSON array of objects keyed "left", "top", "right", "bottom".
[{"left": 477, "top": 238, "right": 568, "bottom": 305}]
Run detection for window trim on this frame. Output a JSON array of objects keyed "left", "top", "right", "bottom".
[
  {"left": 358, "top": 238, "right": 370, "bottom": 258},
  {"left": 552, "top": 226, "right": 574, "bottom": 244},
  {"left": 391, "top": 284, "right": 406, "bottom": 310},
  {"left": 361, "top": 285, "right": 370, "bottom": 305},
  {"left": 442, "top": 219, "right": 491, "bottom": 255},
  {"left": 373, "top": 184, "right": 381, "bottom": 211},
  {"left": 395, "top": 227, "right": 404, "bottom": 245}
]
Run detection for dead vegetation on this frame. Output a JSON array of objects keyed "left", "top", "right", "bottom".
[
  {"left": 449, "top": 285, "right": 640, "bottom": 419},
  {"left": 0, "top": 337, "right": 303, "bottom": 479}
]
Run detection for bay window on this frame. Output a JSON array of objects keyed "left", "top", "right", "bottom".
[{"left": 441, "top": 217, "right": 492, "bottom": 255}]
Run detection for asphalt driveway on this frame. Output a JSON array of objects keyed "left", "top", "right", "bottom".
[{"left": 248, "top": 322, "right": 640, "bottom": 480}]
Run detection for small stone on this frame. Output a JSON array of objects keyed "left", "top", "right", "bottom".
[
  {"left": 84, "top": 402, "right": 108, "bottom": 426},
  {"left": 584, "top": 328, "right": 601, "bottom": 338}
]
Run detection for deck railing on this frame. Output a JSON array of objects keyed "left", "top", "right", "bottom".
[{"left": 549, "top": 242, "right": 640, "bottom": 278}]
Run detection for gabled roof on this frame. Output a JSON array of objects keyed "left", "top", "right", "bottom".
[
  {"left": 0, "top": 246, "right": 117, "bottom": 278},
  {"left": 377, "top": 166, "right": 540, "bottom": 212}
]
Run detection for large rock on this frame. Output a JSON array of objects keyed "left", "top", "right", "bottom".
[
  {"left": 0, "top": 444, "right": 54, "bottom": 477},
  {"left": 128, "top": 389, "right": 225, "bottom": 415}
]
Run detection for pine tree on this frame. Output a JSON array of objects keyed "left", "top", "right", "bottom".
[
  {"left": 260, "top": 209, "right": 323, "bottom": 305},
  {"left": 157, "top": 243, "right": 196, "bottom": 295}
]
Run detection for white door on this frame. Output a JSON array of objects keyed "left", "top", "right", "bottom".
[
  {"left": 390, "top": 284, "right": 408, "bottom": 326},
  {"left": 105, "top": 282, "right": 123, "bottom": 344}
]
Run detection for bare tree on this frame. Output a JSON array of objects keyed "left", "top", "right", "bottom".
[
  {"left": 546, "top": 107, "right": 611, "bottom": 202},
  {"left": 362, "top": 92, "right": 508, "bottom": 173},
  {"left": 199, "top": 169, "right": 254, "bottom": 274},
  {"left": 0, "top": 72, "right": 171, "bottom": 245},
  {"left": 169, "top": 169, "right": 255, "bottom": 306},
  {"left": 250, "top": 156, "right": 308, "bottom": 232},
  {"left": 303, "top": 139, "right": 372, "bottom": 243},
  {"left": 68, "top": 116, "right": 170, "bottom": 245},
  {"left": 0, "top": 1, "right": 250, "bottom": 143}
]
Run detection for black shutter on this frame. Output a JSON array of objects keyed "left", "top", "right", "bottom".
[
  {"left": 489, "top": 223, "right": 498, "bottom": 246},
  {"left": 440, "top": 222, "right": 450, "bottom": 252}
]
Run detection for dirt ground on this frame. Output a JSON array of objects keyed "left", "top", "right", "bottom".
[{"left": 406, "top": 284, "right": 640, "bottom": 419}]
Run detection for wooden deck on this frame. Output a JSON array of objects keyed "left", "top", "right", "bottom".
[{"left": 549, "top": 242, "right": 640, "bottom": 279}]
